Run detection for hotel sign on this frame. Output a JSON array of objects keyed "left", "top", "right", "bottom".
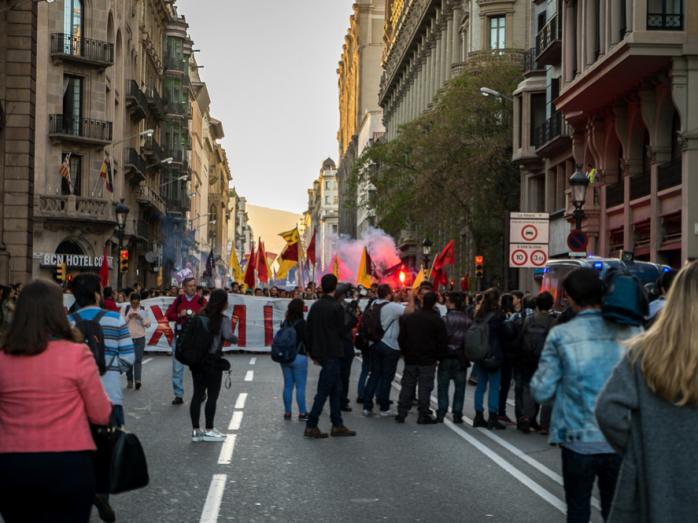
[{"left": 37, "top": 253, "right": 114, "bottom": 269}]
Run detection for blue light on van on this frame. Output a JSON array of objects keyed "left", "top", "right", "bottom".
[
  {"left": 543, "top": 267, "right": 550, "bottom": 274},
  {"left": 662, "top": 266, "right": 671, "bottom": 273},
  {"left": 593, "top": 261, "right": 603, "bottom": 271}
]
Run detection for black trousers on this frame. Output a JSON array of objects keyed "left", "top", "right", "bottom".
[
  {"left": 0, "top": 451, "right": 95, "bottom": 523},
  {"left": 190, "top": 365, "right": 223, "bottom": 430},
  {"left": 340, "top": 342, "right": 354, "bottom": 407},
  {"left": 498, "top": 357, "right": 513, "bottom": 417},
  {"left": 397, "top": 364, "right": 436, "bottom": 417}
]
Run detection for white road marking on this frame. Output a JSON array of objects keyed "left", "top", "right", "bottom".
[
  {"left": 228, "top": 411, "right": 244, "bottom": 431},
  {"left": 142, "top": 358, "right": 153, "bottom": 365},
  {"left": 200, "top": 474, "right": 227, "bottom": 523},
  {"left": 234, "top": 393, "right": 248, "bottom": 410},
  {"left": 217, "top": 434, "right": 237, "bottom": 465},
  {"left": 244, "top": 370, "right": 254, "bottom": 382},
  {"left": 249, "top": 357, "right": 257, "bottom": 365}
]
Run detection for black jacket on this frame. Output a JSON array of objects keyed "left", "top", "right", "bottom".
[
  {"left": 305, "top": 296, "right": 348, "bottom": 360},
  {"left": 292, "top": 319, "right": 308, "bottom": 356},
  {"left": 398, "top": 308, "right": 448, "bottom": 366},
  {"left": 441, "top": 309, "right": 471, "bottom": 362}
]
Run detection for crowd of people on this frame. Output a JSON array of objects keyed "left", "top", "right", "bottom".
[{"left": 0, "top": 259, "right": 696, "bottom": 522}]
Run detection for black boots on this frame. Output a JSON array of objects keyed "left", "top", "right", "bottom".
[
  {"left": 487, "top": 414, "right": 506, "bottom": 430},
  {"left": 473, "top": 411, "right": 487, "bottom": 428}
]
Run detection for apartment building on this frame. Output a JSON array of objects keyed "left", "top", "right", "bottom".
[{"left": 306, "top": 158, "right": 339, "bottom": 270}]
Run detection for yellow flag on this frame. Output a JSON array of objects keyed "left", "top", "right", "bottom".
[
  {"left": 279, "top": 227, "right": 300, "bottom": 245},
  {"left": 412, "top": 268, "right": 425, "bottom": 290},
  {"left": 156, "top": 265, "right": 164, "bottom": 288},
  {"left": 332, "top": 256, "right": 340, "bottom": 278},
  {"left": 356, "top": 247, "right": 372, "bottom": 288},
  {"left": 276, "top": 259, "right": 297, "bottom": 280},
  {"left": 229, "top": 248, "right": 244, "bottom": 284}
]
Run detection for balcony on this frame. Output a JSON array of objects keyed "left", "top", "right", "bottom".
[
  {"left": 50, "top": 33, "right": 114, "bottom": 68},
  {"left": 124, "top": 148, "right": 146, "bottom": 184},
  {"left": 165, "top": 54, "right": 186, "bottom": 73},
  {"left": 533, "top": 112, "right": 570, "bottom": 156},
  {"left": 464, "top": 49, "right": 525, "bottom": 72},
  {"left": 165, "top": 101, "right": 191, "bottom": 118},
  {"left": 136, "top": 184, "right": 166, "bottom": 215},
  {"left": 535, "top": 15, "right": 561, "bottom": 66},
  {"left": 142, "top": 135, "right": 164, "bottom": 163},
  {"left": 165, "top": 194, "right": 190, "bottom": 216},
  {"left": 658, "top": 158, "right": 682, "bottom": 191},
  {"left": 647, "top": 11, "right": 683, "bottom": 31},
  {"left": 34, "top": 194, "right": 116, "bottom": 224},
  {"left": 49, "top": 115, "right": 112, "bottom": 145},
  {"left": 606, "top": 183, "right": 624, "bottom": 208},
  {"left": 145, "top": 88, "right": 165, "bottom": 120},
  {"left": 630, "top": 172, "right": 651, "bottom": 200},
  {"left": 164, "top": 148, "right": 186, "bottom": 164},
  {"left": 126, "top": 81, "right": 148, "bottom": 121},
  {"left": 523, "top": 47, "right": 544, "bottom": 76},
  {"left": 136, "top": 219, "right": 151, "bottom": 240}
]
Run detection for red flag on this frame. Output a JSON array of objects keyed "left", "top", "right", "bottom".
[
  {"left": 99, "top": 246, "right": 109, "bottom": 287},
  {"left": 306, "top": 229, "right": 316, "bottom": 266},
  {"left": 280, "top": 241, "right": 299, "bottom": 263},
  {"left": 257, "top": 239, "right": 269, "bottom": 284},
  {"left": 431, "top": 240, "right": 456, "bottom": 273},
  {"left": 244, "top": 243, "right": 256, "bottom": 289}
]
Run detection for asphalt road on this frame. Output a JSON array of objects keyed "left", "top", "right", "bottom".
[{"left": 84, "top": 353, "right": 605, "bottom": 523}]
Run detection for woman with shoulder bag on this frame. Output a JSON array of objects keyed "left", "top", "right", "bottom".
[
  {"left": 0, "top": 280, "right": 112, "bottom": 523},
  {"left": 280, "top": 298, "right": 309, "bottom": 421},
  {"left": 190, "top": 289, "right": 238, "bottom": 443},
  {"left": 596, "top": 261, "right": 698, "bottom": 523}
]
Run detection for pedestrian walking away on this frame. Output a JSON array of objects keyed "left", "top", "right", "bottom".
[
  {"left": 596, "top": 261, "right": 698, "bottom": 523},
  {"left": 0, "top": 280, "right": 112, "bottom": 523},
  {"left": 277, "top": 298, "right": 309, "bottom": 420},
  {"left": 304, "top": 274, "right": 356, "bottom": 439},
  {"left": 166, "top": 277, "right": 207, "bottom": 405},
  {"left": 123, "top": 292, "right": 151, "bottom": 390},
  {"left": 336, "top": 283, "right": 359, "bottom": 412}
]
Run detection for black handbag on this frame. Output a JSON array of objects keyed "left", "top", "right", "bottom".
[{"left": 91, "top": 425, "right": 149, "bottom": 494}]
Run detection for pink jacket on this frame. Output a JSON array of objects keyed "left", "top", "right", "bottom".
[{"left": 0, "top": 340, "right": 112, "bottom": 453}]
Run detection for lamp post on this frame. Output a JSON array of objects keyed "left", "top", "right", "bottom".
[
  {"left": 479, "top": 86, "right": 513, "bottom": 103},
  {"left": 569, "top": 165, "right": 590, "bottom": 231},
  {"left": 422, "top": 238, "right": 433, "bottom": 271},
  {"left": 115, "top": 199, "right": 129, "bottom": 291}
]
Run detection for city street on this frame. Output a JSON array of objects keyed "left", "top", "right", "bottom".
[{"left": 96, "top": 353, "right": 604, "bottom": 523}]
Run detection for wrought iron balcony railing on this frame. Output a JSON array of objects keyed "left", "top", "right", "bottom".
[
  {"left": 50, "top": 33, "right": 114, "bottom": 67},
  {"left": 49, "top": 114, "right": 112, "bottom": 144}
]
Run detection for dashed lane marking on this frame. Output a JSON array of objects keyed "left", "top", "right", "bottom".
[
  {"left": 234, "top": 393, "right": 248, "bottom": 410},
  {"left": 249, "top": 357, "right": 257, "bottom": 365},
  {"left": 199, "top": 474, "right": 227, "bottom": 523},
  {"left": 244, "top": 370, "right": 254, "bottom": 382},
  {"left": 228, "top": 411, "right": 244, "bottom": 431},
  {"left": 217, "top": 434, "right": 237, "bottom": 465}
]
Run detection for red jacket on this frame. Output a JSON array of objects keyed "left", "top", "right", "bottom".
[
  {"left": 103, "top": 298, "right": 120, "bottom": 313},
  {"left": 166, "top": 293, "right": 207, "bottom": 327}
]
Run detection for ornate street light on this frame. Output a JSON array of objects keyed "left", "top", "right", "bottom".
[
  {"left": 569, "top": 165, "right": 590, "bottom": 231},
  {"left": 422, "top": 238, "right": 433, "bottom": 269},
  {"left": 115, "top": 199, "right": 129, "bottom": 290}
]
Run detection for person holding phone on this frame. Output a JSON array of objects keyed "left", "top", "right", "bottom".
[{"left": 123, "top": 293, "right": 151, "bottom": 390}]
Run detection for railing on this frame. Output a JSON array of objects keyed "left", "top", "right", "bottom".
[
  {"left": 535, "top": 15, "right": 560, "bottom": 57},
  {"left": 523, "top": 47, "right": 543, "bottom": 74},
  {"left": 658, "top": 158, "right": 682, "bottom": 191},
  {"left": 647, "top": 12, "right": 683, "bottom": 30},
  {"left": 630, "top": 173, "right": 652, "bottom": 200},
  {"left": 50, "top": 33, "right": 114, "bottom": 66},
  {"left": 165, "top": 101, "right": 190, "bottom": 116},
  {"left": 126, "top": 81, "right": 148, "bottom": 118},
  {"left": 145, "top": 87, "right": 165, "bottom": 118},
  {"left": 142, "top": 135, "right": 165, "bottom": 162},
  {"left": 49, "top": 114, "right": 113, "bottom": 143},
  {"left": 606, "top": 183, "right": 624, "bottom": 208},
  {"left": 534, "top": 112, "right": 564, "bottom": 149},
  {"left": 164, "top": 148, "right": 185, "bottom": 163},
  {"left": 125, "top": 148, "right": 146, "bottom": 175},
  {"left": 165, "top": 195, "right": 190, "bottom": 215},
  {"left": 136, "top": 184, "right": 166, "bottom": 215},
  {"left": 165, "top": 53, "right": 186, "bottom": 72},
  {"left": 35, "top": 194, "right": 115, "bottom": 222},
  {"left": 137, "top": 220, "right": 150, "bottom": 239}
]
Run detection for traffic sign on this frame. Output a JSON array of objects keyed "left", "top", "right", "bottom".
[
  {"left": 567, "top": 230, "right": 589, "bottom": 252},
  {"left": 509, "top": 243, "right": 549, "bottom": 269},
  {"left": 510, "top": 213, "right": 550, "bottom": 244}
]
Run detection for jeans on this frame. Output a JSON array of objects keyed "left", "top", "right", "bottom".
[
  {"left": 437, "top": 358, "right": 467, "bottom": 417},
  {"left": 340, "top": 343, "right": 354, "bottom": 407},
  {"left": 498, "top": 357, "right": 513, "bottom": 417},
  {"left": 190, "top": 366, "right": 223, "bottom": 430},
  {"left": 561, "top": 447, "right": 622, "bottom": 523},
  {"left": 397, "top": 364, "right": 436, "bottom": 417},
  {"left": 307, "top": 358, "right": 343, "bottom": 429},
  {"left": 362, "top": 342, "right": 400, "bottom": 412},
  {"left": 281, "top": 354, "right": 308, "bottom": 414},
  {"left": 172, "top": 335, "right": 185, "bottom": 399},
  {"left": 356, "top": 350, "right": 370, "bottom": 400},
  {"left": 474, "top": 364, "right": 501, "bottom": 415},
  {"left": 0, "top": 451, "right": 95, "bottom": 523},
  {"left": 126, "top": 337, "right": 146, "bottom": 383},
  {"left": 514, "top": 366, "right": 537, "bottom": 421},
  {"left": 110, "top": 405, "right": 125, "bottom": 428}
]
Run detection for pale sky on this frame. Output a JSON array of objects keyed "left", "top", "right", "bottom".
[{"left": 176, "top": 0, "right": 355, "bottom": 214}]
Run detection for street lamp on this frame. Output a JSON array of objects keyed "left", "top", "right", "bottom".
[
  {"left": 422, "top": 238, "right": 433, "bottom": 270},
  {"left": 479, "top": 86, "right": 513, "bottom": 102},
  {"left": 114, "top": 199, "right": 129, "bottom": 291},
  {"left": 146, "top": 157, "right": 173, "bottom": 170},
  {"left": 569, "top": 165, "right": 590, "bottom": 231}
]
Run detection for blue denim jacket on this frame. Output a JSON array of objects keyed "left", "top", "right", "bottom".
[{"left": 530, "top": 310, "right": 640, "bottom": 445}]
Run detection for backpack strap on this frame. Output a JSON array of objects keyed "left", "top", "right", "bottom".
[
  {"left": 124, "top": 305, "right": 130, "bottom": 316},
  {"left": 94, "top": 310, "right": 108, "bottom": 323}
]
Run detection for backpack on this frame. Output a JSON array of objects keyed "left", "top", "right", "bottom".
[
  {"left": 271, "top": 320, "right": 302, "bottom": 364},
  {"left": 602, "top": 271, "right": 649, "bottom": 327},
  {"left": 175, "top": 316, "right": 213, "bottom": 367},
  {"left": 361, "top": 302, "right": 391, "bottom": 343},
  {"left": 72, "top": 310, "right": 108, "bottom": 375},
  {"left": 463, "top": 312, "right": 494, "bottom": 363},
  {"left": 520, "top": 314, "right": 555, "bottom": 366}
]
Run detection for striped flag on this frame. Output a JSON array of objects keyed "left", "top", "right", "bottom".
[
  {"left": 100, "top": 157, "right": 113, "bottom": 193},
  {"left": 59, "top": 153, "right": 72, "bottom": 193}
]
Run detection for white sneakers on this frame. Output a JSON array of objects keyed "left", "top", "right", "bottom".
[
  {"left": 192, "top": 428, "right": 226, "bottom": 442},
  {"left": 379, "top": 410, "right": 395, "bottom": 417}
]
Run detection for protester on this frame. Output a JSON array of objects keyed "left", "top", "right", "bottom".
[
  {"left": 279, "top": 298, "right": 308, "bottom": 420},
  {"left": 166, "top": 277, "right": 206, "bottom": 405},
  {"left": 102, "top": 287, "right": 120, "bottom": 313},
  {"left": 396, "top": 292, "right": 447, "bottom": 424},
  {"left": 362, "top": 284, "right": 411, "bottom": 416},
  {"left": 0, "top": 284, "right": 14, "bottom": 335},
  {"left": 0, "top": 280, "right": 112, "bottom": 523},
  {"left": 647, "top": 268, "right": 677, "bottom": 322},
  {"left": 531, "top": 268, "right": 640, "bottom": 523},
  {"left": 499, "top": 290, "right": 530, "bottom": 424},
  {"left": 123, "top": 293, "right": 152, "bottom": 390},
  {"left": 304, "top": 274, "right": 355, "bottom": 438},
  {"left": 595, "top": 261, "right": 698, "bottom": 523},
  {"left": 336, "top": 283, "right": 358, "bottom": 412},
  {"left": 436, "top": 292, "right": 471, "bottom": 423},
  {"left": 472, "top": 288, "right": 507, "bottom": 430},
  {"left": 515, "top": 291, "right": 555, "bottom": 433},
  {"left": 191, "top": 289, "right": 238, "bottom": 442}
]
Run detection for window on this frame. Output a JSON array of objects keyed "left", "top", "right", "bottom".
[
  {"left": 63, "top": 0, "right": 82, "bottom": 54},
  {"left": 325, "top": 196, "right": 331, "bottom": 205},
  {"left": 648, "top": 0, "right": 683, "bottom": 30},
  {"left": 61, "top": 153, "right": 81, "bottom": 196},
  {"left": 489, "top": 16, "right": 506, "bottom": 49},
  {"left": 63, "top": 75, "right": 82, "bottom": 134},
  {"left": 325, "top": 181, "right": 331, "bottom": 190},
  {"left": 331, "top": 224, "right": 338, "bottom": 234},
  {"left": 531, "top": 93, "right": 546, "bottom": 147}
]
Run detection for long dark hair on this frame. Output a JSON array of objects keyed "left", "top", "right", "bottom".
[
  {"left": 476, "top": 288, "right": 501, "bottom": 320},
  {"left": 500, "top": 293, "right": 515, "bottom": 315},
  {"left": 285, "top": 298, "right": 304, "bottom": 323},
  {"left": 201, "top": 289, "right": 228, "bottom": 335},
  {"left": 2, "top": 280, "right": 79, "bottom": 355}
]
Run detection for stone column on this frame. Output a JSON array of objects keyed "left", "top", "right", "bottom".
[
  {"left": 610, "top": 0, "right": 622, "bottom": 45},
  {"left": 445, "top": 13, "right": 453, "bottom": 79},
  {"left": 564, "top": 1, "right": 576, "bottom": 82},
  {"left": 452, "top": 5, "right": 462, "bottom": 65}
]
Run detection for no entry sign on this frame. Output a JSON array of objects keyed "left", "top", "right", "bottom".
[{"left": 509, "top": 212, "right": 550, "bottom": 269}]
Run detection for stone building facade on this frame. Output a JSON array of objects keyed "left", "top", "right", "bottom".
[{"left": 306, "top": 158, "right": 339, "bottom": 270}]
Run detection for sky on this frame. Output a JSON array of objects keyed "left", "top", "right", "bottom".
[{"left": 176, "top": 0, "right": 355, "bottom": 214}]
